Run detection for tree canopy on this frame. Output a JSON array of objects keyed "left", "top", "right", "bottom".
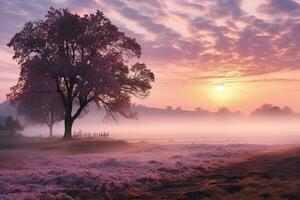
[{"left": 8, "top": 8, "right": 154, "bottom": 139}]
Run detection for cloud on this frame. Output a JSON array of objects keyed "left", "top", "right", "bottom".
[
  {"left": 1, "top": 0, "right": 300, "bottom": 81},
  {"left": 177, "top": 1, "right": 205, "bottom": 12},
  {"left": 257, "top": 0, "right": 300, "bottom": 16},
  {"left": 209, "top": 0, "right": 244, "bottom": 19}
]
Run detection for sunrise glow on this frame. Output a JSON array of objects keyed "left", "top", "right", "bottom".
[
  {"left": 1, "top": 1, "right": 300, "bottom": 199},
  {"left": 209, "top": 84, "right": 230, "bottom": 105},
  {"left": 216, "top": 85, "right": 225, "bottom": 94},
  {"left": 0, "top": 0, "right": 299, "bottom": 113}
]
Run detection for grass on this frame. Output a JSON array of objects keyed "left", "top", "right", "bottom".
[
  {"left": 125, "top": 147, "right": 300, "bottom": 200},
  {"left": 0, "top": 136, "right": 152, "bottom": 154}
]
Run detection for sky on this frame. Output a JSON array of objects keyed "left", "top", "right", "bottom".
[{"left": 1, "top": 0, "right": 300, "bottom": 113}]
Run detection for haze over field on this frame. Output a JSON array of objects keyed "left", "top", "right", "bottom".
[
  {"left": 1, "top": 1, "right": 300, "bottom": 199},
  {"left": 2, "top": 102, "right": 297, "bottom": 144}
]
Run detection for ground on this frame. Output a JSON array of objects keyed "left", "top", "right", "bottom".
[
  {"left": 0, "top": 137, "right": 298, "bottom": 200},
  {"left": 126, "top": 147, "right": 300, "bottom": 200}
]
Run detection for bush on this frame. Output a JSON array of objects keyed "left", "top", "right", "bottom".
[{"left": 0, "top": 116, "right": 23, "bottom": 136}]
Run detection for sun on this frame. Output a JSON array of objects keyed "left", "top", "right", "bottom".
[
  {"left": 210, "top": 84, "right": 231, "bottom": 104},
  {"left": 216, "top": 85, "right": 225, "bottom": 93}
]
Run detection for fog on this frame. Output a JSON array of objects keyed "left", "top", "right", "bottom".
[{"left": 22, "top": 114, "right": 300, "bottom": 145}]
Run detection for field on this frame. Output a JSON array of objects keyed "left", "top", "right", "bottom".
[
  {"left": 0, "top": 137, "right": 286, "bottom": 200},
  {"left": 127, "top": 147, "right": 300, "bottom": 200}
]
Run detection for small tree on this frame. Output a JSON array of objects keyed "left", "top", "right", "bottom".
[
  {"left": 8, "top": 72, "right": 64, "bottom": 137},
  {"left": 195, "top": 106, "right": 202, "bottom": 112},
  {"left": 8, "top": 8, "right": 154, "bottom": 139},
  {"left": 3, "top": 116, "right": 23, "bottom": 135},
  {"left": 19, "top": 98, "right": 63, "bottom": 137},
  {"left": 217, "top": 107, "right": 231, "bottom": 116},
  {"left": 174, "top": 107, "right": 183, "bottom": 112},
  {"left": 166, "top": 106, "right": 173, "bottom": 111}
]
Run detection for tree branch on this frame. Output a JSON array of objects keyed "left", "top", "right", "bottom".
[{"left": 71, "top": 97, "right": 93, "bottom": 121}]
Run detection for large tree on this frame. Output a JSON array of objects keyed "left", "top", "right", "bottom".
[{"left": 8, "top": 8, "right": 154, "bottom": 139}]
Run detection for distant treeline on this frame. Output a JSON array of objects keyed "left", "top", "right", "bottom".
[{"left": 131, "top": 103, "right": 299, "bottom": 118}]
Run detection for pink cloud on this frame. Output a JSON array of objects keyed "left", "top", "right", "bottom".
[{"left": 1, "top": 0, "right": 300, "bottom": 99}]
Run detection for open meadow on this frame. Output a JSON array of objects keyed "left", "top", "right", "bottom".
[
  {"left": 1, "top": 0, "right": 300, "bottom": 199},
  {"left": 0, "top": 137, "right": 289, "bottom": 200}
]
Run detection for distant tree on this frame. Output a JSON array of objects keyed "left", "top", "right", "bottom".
[
  {"left": 9, "top": 75, "right": 64, "bottom": 137},
  {"left": 194, "top": 106, "right": 211, "bottom": 115},
  {"left": 20, "top": 97, "right": 63, "bottom": 137},
  {"left": 282, "top": 106, "right": 293, "bottom": 114},
  {"left": 251, "top": 104, "right": 294, "bottom": 117},
  {"left": 195, "top": 107, "right": 201, "bottom": 112},
  {"left": 195, "top": 106, "right": 207, "bottom": 112},
  {"left": 261, "top": 104, "right": 273, "bottom": 110},
  {"left": 8, "top": 69, "right": 64, "bottom": 137},
  {"left": 8, "top": 8, "right": 154, "bottom": 139},
  {"left": 166, "top": 106, "right": 173, "bottom": 111},
  {"left": 174, "top": 107, "right": 183, "bottom": 112},
  {"left": 2, "top": 116, "right": 23, "bottom": 135},
  {"left": 217, "top": 107, "right": 230, "bottom": 115}
]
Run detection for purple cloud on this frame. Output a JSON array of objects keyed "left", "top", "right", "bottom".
[
  {"left": 1, "top": 0, "right": 300, "bottom": 79},
  {"left": 257, "top": 0, "right": 300, "bottom": 16},
  {"left": 209, "top": 0, "right": 244, "bottom": 19}
]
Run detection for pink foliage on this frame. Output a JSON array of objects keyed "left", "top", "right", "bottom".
[{"left": 0, "top": 144, "right": 271, "bottom": 199}]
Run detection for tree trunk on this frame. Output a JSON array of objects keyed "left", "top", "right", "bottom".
[
  {"left": 63, "top": 101, "right": 74, "bottom": 140},
  {"left": 49, "top": 124, "right": 53, "bottom": 137},
  {"left": 63, "top": 118, "right": 73, "bottom": 140}
]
